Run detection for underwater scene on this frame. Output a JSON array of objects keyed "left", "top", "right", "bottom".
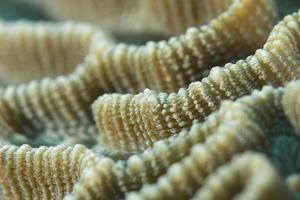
[{"left": 0, "top": 0, "right": 299, "bottom": 199}]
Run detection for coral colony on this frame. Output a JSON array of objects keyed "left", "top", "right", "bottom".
[{"left": 0, "top": 0, "right": 299, "bottom": 199}]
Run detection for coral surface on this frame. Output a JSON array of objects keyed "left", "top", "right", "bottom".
[{"left": 0, "top": 0, "right": 299, "bottom": 200}]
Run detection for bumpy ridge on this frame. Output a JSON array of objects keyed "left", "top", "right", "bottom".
[
  {"left": 0, "top": 144, "right": 97, "bottom": 200},
  {"left": 94, "top": 10, "right": 300, "bottom": 153},
  {"left": 65, "top": 80, "right": 300, "bottom": 199},
  {"left": 0, "top": 0, "right": 275, "bottom": 147}
]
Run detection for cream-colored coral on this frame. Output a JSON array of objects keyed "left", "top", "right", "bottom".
[
  {"left": 64, "top": 157, "right": 121, "bottom": 200},
  {"left": 0, "top": 0, "right": 275, "bottom": 147},
  {"left": 25, "top": 0, "right": 252, "bottom": 37},
  {"left": 191, "top": 153, "right": 290, "bottom": 200},
  {"left": 124, "top": 80, "right": 300, "bottom": 199},
  {"left": 0, "top": 144, "right": 97, "bottom": 200},
  {"left": 123, "top": 88, "right": 288, "bottom": 200},
  {"left": 65, "top": 80, "right": 300, "bottom": 199},
  {"left": 10, "top": 0, "right": 275, "bottom": 92},
  {"left": 0, "top": 21, "right": 112, "bottom": 84},
  {"left": 286, "top": 174, "right": 300, "bottom": 192},
  {"left": 0, "top": 1, "right": 299, "bottom": 200},
  {"left": 282, "top": 80, "right": 300, "bottom": 137},
  {"left": 84, "top": 0, "right": 275, "bottom": 93},
  {"left": 93, "top": 10, "right": 300, "bottom": 153}
]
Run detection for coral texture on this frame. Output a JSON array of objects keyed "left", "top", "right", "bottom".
[
  {"left": 0, "top": 0, "right": 299, "bottom": 200},
  {"left": 0, "top": 21, "right": 112, "bottom": 84},
  {"left": 0, "top": 0, "right": 275, "bottom": 148},
  {"left": 190, "top": 153, "right": 290, "bottom": 200},
  {"left": 24, "top": 0, "right": 256, "bottom": 37},
  {"left": 283, "top": 80, "right": 300, "bottom": 137},
  {"left": 94, "top": 9, "right": 300, "bottom": 153},
  {"left": 0, "top": 144, "right": 97, "bottom": 199},
  {"left": 65, "top": 81, "right": 300, "bottom": 200}
]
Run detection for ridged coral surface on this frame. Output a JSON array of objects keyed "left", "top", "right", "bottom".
[
  {"left": 0, "top": 144, "right": 97, "bottom": 199},
  {"left": 0, "top": 0, "right": 275, "bottom": 148},
  {"left": 94, "top": 7, "right": 300, "bottom": 153},
  {"left": 0, "top": 0, "right": 300, "bottom": 199}
]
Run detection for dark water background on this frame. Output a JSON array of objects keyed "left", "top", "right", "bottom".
[{"left": 274, "top": 0, "right": 300, "bottom": 18}]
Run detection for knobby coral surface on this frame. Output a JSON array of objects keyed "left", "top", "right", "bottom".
[
  {"left": 0, "top": 0, "right": 299, "bottom": 199},
  {"left": 94, "top": 8, "right": 300, "bottom": 153},
  {"left": 0, "top": 0, "right": 275, "bottom": 148},
  {"left": 65, "top": 80, "right": 300, "bottom": 200},
  {"left": 0, "top": 21, "right": 113, "bottom": 84},
  {"left": 0, "top": 144, "right": 97, "bottom": 199}
]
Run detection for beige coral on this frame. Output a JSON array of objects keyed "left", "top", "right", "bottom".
[
  {"left": 9, "top": 0, "right": 276, "bottom": 92},
  {"left": 84, "top": 0, "right": 275, "bottom": 93},
  {"left": 0, "top": 21, "right": 113, "bottom": 84},
  {"left": 1, "top": 53, "right": 299, "bottom": 200},
  {"left": 123, "top": 88, "right": 289, "bottom": 200},
  {"left": 0, "top": 0, "right": 275, "bottom": 147},
  {"left": 0, "top": 22, "right": 112, "bottom": 84},
  {"left": 93, "top": 9, "right": 300, "bottom": 153},
  {"left": 25, "top": 0, "right": 255, "bottom": 37},
  {"left": 286, "top": 174, "right": 300, "bottom": 192},
  {"left": 191, "top": 153, "right": 290, "bottom": 200},
  {"left": 282, "top": 80, "right": 300, "bottom": 137},
  {"left": 0, "top": 1, "right": 299, "bottom": 200},
  {"left": 65, "top": 80, "right": 300, "bottom": 199},
  {"left": 0, "top": 144, "right": 97, "bottom": 200}
]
